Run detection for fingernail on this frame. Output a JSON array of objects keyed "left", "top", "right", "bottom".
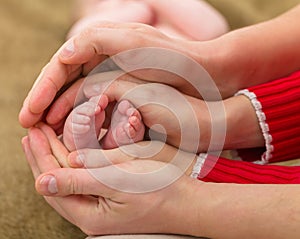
[
  {"left": 40, "top": 175, "right": 58, "bottom": 194},
  {"left": 61, "top": 40, "right": 75, "bottom": 58}
]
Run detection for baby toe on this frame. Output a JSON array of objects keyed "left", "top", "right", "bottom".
[
  {"left": 128, "top": 116, "right": 142, "bottom": 131},
  {"left": 76, "top": 102, "right": 99, "bottom": 116},
  {"left": 115, "top": 125, "right": 130, "bottom": 145},
  {"left": 72, "top": 114, "right": 91, "bottom": 125},
  {"left": 117, "top": 100, "right": 131, "bottom": 115},
  {"left": 126, "top": 107, "right": 142, "bottom": 120},
  {"left": 125, "top": 122, "right": 137, "bottom": 139},
  {"left": 72, "top": 123, "right": 91, "bottom": 134}
]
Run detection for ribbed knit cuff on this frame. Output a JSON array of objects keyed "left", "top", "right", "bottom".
[
  {"left": 236, "top": 71, "right": 300, "bottom": 163},
  {"left": 192, "top": 155, "right": 300, "bottom": 184}
]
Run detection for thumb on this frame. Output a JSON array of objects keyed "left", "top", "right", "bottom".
[
  {"left": 37, "top": 160, "right": 183, "bottom": 194},
  {"left": 58, "top": 22, "right": 152, "bottom": 64},
  {"left": 35, "top": 168, "right": 115, "bottom": 197}
]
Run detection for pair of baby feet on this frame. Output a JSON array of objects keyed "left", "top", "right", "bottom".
[{"left": 63, "top": 95, "right": 145, "bottom": 152}]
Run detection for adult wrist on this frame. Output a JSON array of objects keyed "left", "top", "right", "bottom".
[
  {"left": 236, "top": 71, "right": 300, "bottom": 163},
  {"left": 223, "top": 95, "right": 265, "bottom": 150},
  {"left": 189, "top": 36, "right": 243, "bottom": 99}
]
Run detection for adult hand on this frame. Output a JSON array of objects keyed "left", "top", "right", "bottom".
[
  {"left": 20, "top": 5, "right": 300, "bottom": 129},
  {"left": 37, "top": 70, "right": 263, "bottom": 153},
  {"left": 43, "top": 71, "right": 222, "bottom": 153},
  {"left": 23, "top": 124, "right": 300, "bottom": 239},
  {"left": 19, "top": 21, "right": 219, "bottom": 129},
  {"left": 22, "top": 123, "right": 202, "bottom": 236}
]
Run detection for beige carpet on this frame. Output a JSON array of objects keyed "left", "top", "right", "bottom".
[{"left": 1, "top": 0, "right": 299, "bottom": 238}]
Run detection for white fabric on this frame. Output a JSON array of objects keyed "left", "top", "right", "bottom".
[
  {"left": 235, "top": 89, "right": 274, "bottom": 164},
  {"left": 190, "top": 153, "right": 208, "bottom": 179}
]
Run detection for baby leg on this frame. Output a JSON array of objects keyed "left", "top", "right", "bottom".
[
  {"left": 143, "top": 0, "right": 229, "bottom": 40},
  {"left": 101, "top": 100, "right": 145, "bottom": 149},
  {"left": 63, "top": 95, "right": 108, "bottom": 151},
  {"left": 68, "top": 0, "right": 154, "bottom": 38}
]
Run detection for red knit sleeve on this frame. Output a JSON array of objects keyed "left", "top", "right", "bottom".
[
  {"left": 190, "top": 71, "right": 300, "bottom": 184},
  {"left": 236, "top": 71, "right": 300, "bottom": 164},
  {"left": 191, "top": 154, "right": 300, "bottom": 184}
]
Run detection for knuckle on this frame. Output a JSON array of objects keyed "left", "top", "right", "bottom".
[{"left": 67, "top": 173, "right": 82, "bottom": 195}]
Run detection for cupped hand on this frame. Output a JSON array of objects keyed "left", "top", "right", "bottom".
[
  {"left": 19, "top": 21, "right": 218, "bottom": 129},
  {"left": 44, "top": 71, "right": 219, "bottom": 153},
  {"left": 22, "top": 123, "right": 201, "bottom": 236}
]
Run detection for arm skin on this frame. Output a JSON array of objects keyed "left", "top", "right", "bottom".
[
  {"left": 23, "top": 123, "right": 300, "bottom": 239},
  {"left": 199, "top": 4, "right": 300, "bottom": 97},
  {"left": 19, "top": 4, "right": 300, "bottom": 128},
  {"left": 191, "top": 182, "right": 300, "bottom": 239}
]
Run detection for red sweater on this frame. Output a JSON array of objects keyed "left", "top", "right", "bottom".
[{"left": 192, "top": 71, "right": 300, "bottom": 184}]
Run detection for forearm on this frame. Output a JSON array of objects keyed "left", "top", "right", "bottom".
[
  {"left": 185, "top": 93, "right": 263, "bottom": 152},
  {"left": 219, "top": 70, "right": 300, "bottom": 164},
  {"left": 236, "top": 71, "right": 300, "bottom": 163},
  {"left": 193, "top": 4, "right": 300, "bottom": 97},
  {"left": 190, "top": 182, "right": 300, "bottom": 239}
]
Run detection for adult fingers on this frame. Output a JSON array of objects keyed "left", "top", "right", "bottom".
[
  {"left": 19, "top": 55, "right": 82, "bottom": 128},
  {"left": 46, "top": 78, "right": 84, "bottom": 126},
  {"left": 22, "top": 136, "right": 41, "bottom": 179},
  {"left": 83, "top": 71, "right": 144, "bottom": 102},
  {"left": 67, "top": 141, "right": 196, "bottom": 175},
  {"left": 46, "top": 71, "right": 133, "bottom": 127},
  {"left": 67, "top": 146, "right": 134, "bottom": 168},
  {"left": 35, "top": 168, "right": 116, "bottom": 199},
  {"left": 22, "top": 136, "right": 77, "bottom": 225},
  {"left": 28, "top": 127, "right": 62, "bottom": 172},
  {"left": 45, "top": 70, "right": 138, "bottom": 127},
  {"left": 59, "top": 22, "right": 168, "bottom": 65},
  {"left": 59, "top": 23, "right": 203, "bottom": 96},
  {"left": 19, "top": 95, "right": 44, "bottom": 129},
  {"left": 36, "top": 159, "right": 180, "bottom": 195},
  {"left": 36, "top": 123, "right": 70, "bottom": 168},
  {"left": 83, "top": 73, "right": 185, "bottom": 109},
  {"left": 26, "top": 129, "right": 107, "bottom": 227}
]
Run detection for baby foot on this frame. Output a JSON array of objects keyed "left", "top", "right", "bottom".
[
  {"left": 63, "top": 95, "right": 108, "bottom": 151},
  {"left": 101, "top": 100, "right": 145, "bottom": 149}
]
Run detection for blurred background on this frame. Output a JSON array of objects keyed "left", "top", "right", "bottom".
[{"left": 0, "top": 0, "right": 299, "bottom": 238}]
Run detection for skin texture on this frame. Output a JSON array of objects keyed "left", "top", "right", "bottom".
[
  {"left": 19, "top": 5, "right": 300, "bottom": 129},
  {"left": 18, "top": 2, "right": 300, "bottom": 238},
  {"left": 43, "top": 73, "right": 264, "bottom": 152},
  {"left": 63, "top": 95, "right": 145, "bottom": 151},
  {"left": 23, "top": 123, "right": 300, "bottom": 239}
]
